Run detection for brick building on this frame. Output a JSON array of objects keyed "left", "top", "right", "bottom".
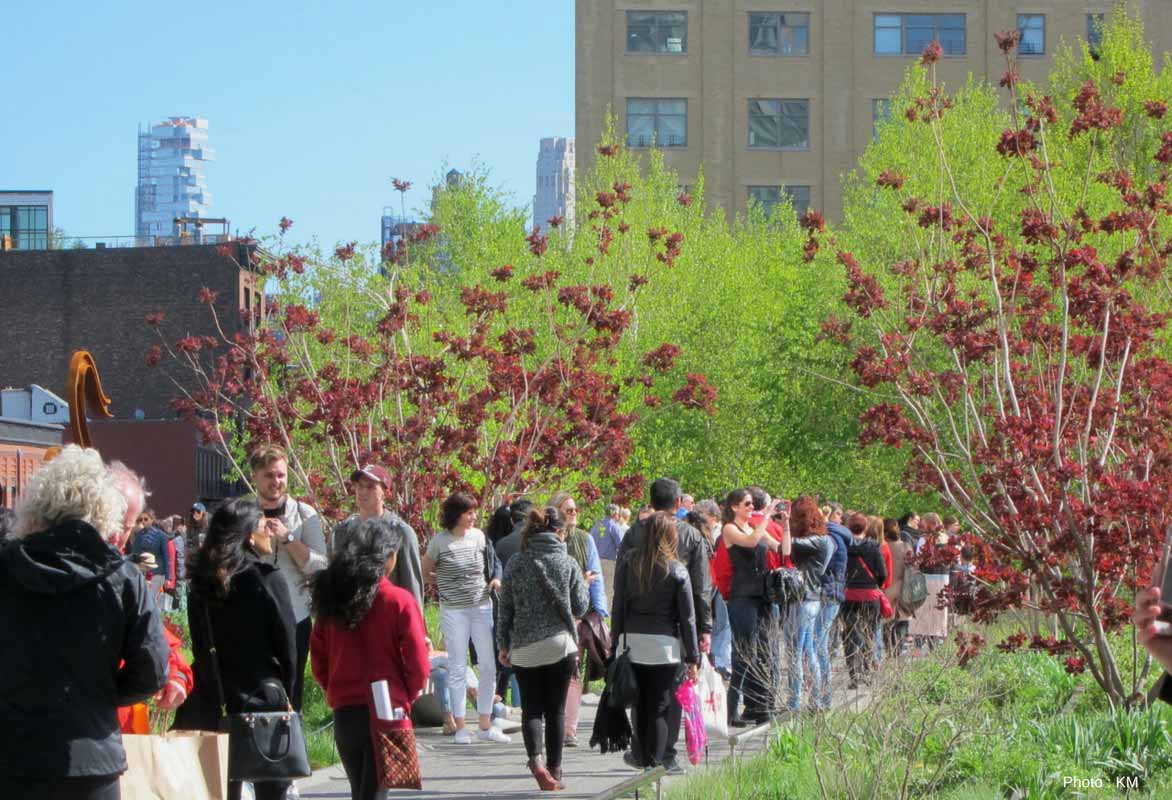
[{"left": 0, "top": 242, "right": 261, "bottom": 514}]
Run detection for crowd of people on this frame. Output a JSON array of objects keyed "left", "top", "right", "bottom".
[{"left": 8, "top": 441, "right": 1172, "bottom": 800}]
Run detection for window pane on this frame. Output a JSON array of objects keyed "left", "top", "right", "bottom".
[
  {"left": 1087, "top": 13, "right": 1104, "bottom": 51},
  {"left": 33, "top": 207, "right": 47, "bottom": 227},
  {"left": 874, "top": 15, "right": 902, "bottom": 54},
  {"left": 748, "top": 100, "right": 781, "bottom": 148},
  {"left": 658, "top": 99, "right": 687, "bottom": 115},
  {"left": 938, "top": 14, "right": 966, "bottom": 54},
  {"left": 628, "top": 22, "right": 657, "bottom": 52},
  {"left": 628, "top": 111, "right": 656, "bottom": 147},
  {"left": 1018, "top": 14, "right": 1044, "bottom": 54},
  {"left": 658, "top": 112, "right": 687, "bottom": 147},
  {"left": 662, "top": 13, "right": 687, "bottom": 53},
  {"left": 785, "top": 185, "right": 811, "bottom": 213},
  {"left": 749, "top": 12, "right": 780, "bottom": 54},
  {"left": 779, "top": 13, "right": 810, "bottom": 55},
  {"left": 905, "top": 17, "right": 934, "bottom": 54},
  {"left": 749, "top": 186, "right": 782, "bottom": 215},
  {"left": 627, "top": 99, "right": 657, "bottom": 115},
  {"left": 779, "top": 100, "right": 809, "bottom": 149}
]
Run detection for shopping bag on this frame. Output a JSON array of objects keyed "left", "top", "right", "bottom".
[
  {"left": 697, "top": 659, "right": 729, "bottom": 740},
  {"left": 370, "top": 715, "right": 422, "bottom": 790},
  {"left": 121, "top": 731, "right": 229, "bottom": 800},
  {"left": 675, "top": 676, "right": 707, "bottom": 765}
]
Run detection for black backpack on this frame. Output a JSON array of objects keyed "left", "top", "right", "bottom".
[{"left": 763, "top": 566, "right": 805, "bottom": 606}]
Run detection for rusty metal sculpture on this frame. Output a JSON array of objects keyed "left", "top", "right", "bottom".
[{"left": 44, "top": 351, "right": 113, "bottom": 460}]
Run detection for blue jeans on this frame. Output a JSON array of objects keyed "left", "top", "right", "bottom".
[
  {"left": 814, "top": 599, "right": 840, "bottom": 710},
  {"left": 711, "top": 590, "right": 733, "bottom": 675},
  {"left": 786, "top": 599, "right": 821, "bottom": 711}
]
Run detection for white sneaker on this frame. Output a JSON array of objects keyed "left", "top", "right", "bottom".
[
  {"left": 477, "top": 727, "right": 512, "bottom": 743},
  {"left": 453, "top": 728, "right": 473, "bottom": 745},
  {"left": 492, "top": 717, "right": 522, "bottom": 734}
]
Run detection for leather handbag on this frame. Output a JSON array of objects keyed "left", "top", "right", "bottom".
[
  {"left": 605, "top": 645, "right": 639, "bottom": 709},
  {"left": 368, "top": 697, "right": 422, "bottom": 790},
  {"left": 202, "top": 605, "right": 312, "bottom": 782}
]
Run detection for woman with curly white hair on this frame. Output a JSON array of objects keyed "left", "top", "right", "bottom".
[{"left": 0, "top": 445, "right": 169, "bottom": 800}]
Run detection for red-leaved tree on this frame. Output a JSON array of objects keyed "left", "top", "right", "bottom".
[
  {"left": 810, "top": 28, "right": 1172, "bottom": 705},
  {"left": 147, "top": 182, "right": 714, "bottom": 535}
]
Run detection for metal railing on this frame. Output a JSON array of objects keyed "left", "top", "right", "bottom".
[{"left": 590, "top": 766, "right": 667, "bottom": 800}]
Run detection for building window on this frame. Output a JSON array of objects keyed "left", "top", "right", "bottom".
[
  {"left": 749, "top": 12, "right": 810, "bottom": 55},
  {"left": 627, "top": 98, "right": 687, "bottom": 147},
  {"left": 748, "top": 99, "right": 810, "bottom": 150},
  {"left": 0, "top": 205, "right": 50, "bottom": 250},
  {"left": 874, "top": 13, "right": 966, "bottom": 56},
  {"left": 872, "top": 98, "right": 892, "bottom": 139},
  {"left": 785, "top": 185, "right": 811, "bottom": 214},
  {"left": 1087, "top": 13, "right": 1104, "bottom": 55},
  {"left": 626, "top": 11, "right": 687, "bottom": 54},
  {"left": 1018, "top": 14, "right": 1045, "bottom": 55},
  {"left": 748, "top": 185, "right": 782, "bottom": 216}
]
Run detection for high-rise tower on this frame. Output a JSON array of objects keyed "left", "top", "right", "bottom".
[{"left": 135, "top": 117, "right": 213, "bottom": 243}]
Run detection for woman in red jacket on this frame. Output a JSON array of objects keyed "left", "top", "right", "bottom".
[{"left": 310, "top": 516, "right": 429, "bottom": 800}]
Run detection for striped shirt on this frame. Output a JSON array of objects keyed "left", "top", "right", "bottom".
[
  {"left": 425, "top": 528, "right": 488, "bottom": 609},
  {"left": 510, "top": 630, "right": 578, "bottom": 668}
]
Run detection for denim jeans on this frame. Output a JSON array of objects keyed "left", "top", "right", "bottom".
[
  {"left": 813, "top": 599, "right": 840, "bottom": 710},
  {"left": 786, "top": 599, "right": 821, "bottom": 711},
  {"left": 711, "top": 590, "right": 733, "bottom": 675}
]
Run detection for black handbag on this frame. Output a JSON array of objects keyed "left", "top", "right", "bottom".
[
  {"left": 202, "top": 604, "right": 312, "bottom": 782},
  {"left": 605, "top": 566, "right": 639, "bottom": 710}
]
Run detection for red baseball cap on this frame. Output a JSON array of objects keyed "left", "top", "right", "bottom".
[{"left": 350, "top": 464, "right": 390, "bottom": 489}]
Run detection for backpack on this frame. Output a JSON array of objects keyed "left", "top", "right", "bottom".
[
  {"left": 763, "top": 566, "right": 805, "bottom": 607},
  {"left": 900, "top": 565, "right": 929, "bottom": 614}
]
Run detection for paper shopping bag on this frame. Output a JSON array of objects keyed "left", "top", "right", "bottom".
[{"left": 121, "top": 731, "right": 229, "bottom": 800}]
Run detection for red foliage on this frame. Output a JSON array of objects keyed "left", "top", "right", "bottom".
[
  {"left": 920, "top": 40, "right": 943, "bottom": 65},
  {"left": 278, "top": 217, "right": 293, "bottom": 233},
  {"left": 145, "top": 312, "right": 165, "bottom": 326},
  {"left": 198, "top": 287, "right": 219, "bottom": 305}
]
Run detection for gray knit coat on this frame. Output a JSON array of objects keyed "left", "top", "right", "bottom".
[{"left": 497, "top": 532, "right": 590, "bottom": 652}]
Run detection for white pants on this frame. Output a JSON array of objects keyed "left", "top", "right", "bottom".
[{"left": 439, "top": 602, "right": 496, "bottom": 719}]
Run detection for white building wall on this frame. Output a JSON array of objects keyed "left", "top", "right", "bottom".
[{"left": 533, "top": 137, "right": 575, "bottom": 231}]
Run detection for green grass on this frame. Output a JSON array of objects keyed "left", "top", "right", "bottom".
[{"left": 668, "top": 637, "right": 1172, "bottom": 800}]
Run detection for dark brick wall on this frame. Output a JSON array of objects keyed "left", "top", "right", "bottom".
[{"left": 0, "top": 243, "right": 259, "bottom": 420}]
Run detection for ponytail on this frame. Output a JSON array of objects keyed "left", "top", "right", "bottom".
[{"left": 521, "top": 505, "right": 565, "bottom": 551}]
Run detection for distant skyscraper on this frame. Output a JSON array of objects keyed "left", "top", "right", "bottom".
[
  {"left": 135, "top": 117, "right": 213, "bottom": 243},
  {"left": 533, "top": 138, "right": 575, "bottom": 230}
]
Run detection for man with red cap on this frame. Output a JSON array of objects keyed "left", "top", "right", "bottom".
[{"left": 333, "top": 464, "right": 424, "bottom": 612}]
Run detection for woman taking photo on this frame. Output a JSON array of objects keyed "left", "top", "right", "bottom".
[
  {"left": 422, "top": 492, "right": 510, "bottom": 744},
  {"left": 310, "top": 517, "right": 430, "bottom": 800},
  {"left": 174, "top": 498, "right": 297, "bottom": 800},
  {"left": 497, "top": 507, "right": 590, "bottom": 791},
  {"left": 546, "top": 490, "right": 606, "bottom": 748},
  {"left": 841, "top": 515, "right": 888, "bottom": 690},
  {"left": 785, "top": 496, "right": 833, "bottom": 711},
  {"left": 720, "top": 488, "right": 780, "bottom": 726},
  {"left": 610, "top": 512, "right": 700, "bottom": 769}
]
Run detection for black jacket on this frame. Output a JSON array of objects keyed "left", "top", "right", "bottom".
[
  {"left": 610, "top": 553, "right": 700, "bottom": 665},
  {"left": 0, "top": 520, "right": 169, "bottom": 778},
  {"left": 173, "top": 553, "right": 297, "bottom": 731},
  {"left": 845, "top": 539, "right": 888, "bottom": 591},
  {"left": 617, "top": 516, "right": 713, "bottom": 634}
]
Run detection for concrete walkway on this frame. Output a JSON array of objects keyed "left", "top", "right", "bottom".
[{"left": 298, "top": 673, "right": 873, "bottom": 800}]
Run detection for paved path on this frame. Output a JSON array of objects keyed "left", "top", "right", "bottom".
[{"left": 299, "top": 672, "right": 874, "bottom": 800}]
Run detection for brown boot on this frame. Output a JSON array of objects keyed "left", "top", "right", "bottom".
[
  {"left": 549, "top": 765, "right": 566, "bottom": 791},
  {"left": 527, "top": 756, "right": 559, "bottom": 791}
]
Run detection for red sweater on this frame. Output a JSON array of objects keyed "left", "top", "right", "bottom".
[{"left": 310, "top": 578, "right": 430, "bottom": 712}]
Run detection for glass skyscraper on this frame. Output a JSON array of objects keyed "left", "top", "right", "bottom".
[{"left": 135, "top": 117, "right": 213, "bottom": 244}]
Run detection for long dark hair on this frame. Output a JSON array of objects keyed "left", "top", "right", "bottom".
[
  {"left": 722, "top": 488, "right": 750, "bottom": 524},
  {"left": 633, "top": 512, "right": 678, "bottom": 593},
  {"left": 522, "top": 506, "right": 564, "bottom": 551},
  {"left": 189, "top": 498, "right": 262, "bottom": 600},
  {"left": 311, "top": 517, "right": 401, "bottom": 629},
  {"left": 486, "top": 504, "right": 514, "bottom": 544}
]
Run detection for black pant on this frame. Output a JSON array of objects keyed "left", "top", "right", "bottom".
[
  {"left": 630, "top": 663, "right": 681, "bottom": 768},
  {"left": 335, "top": 704, "right": 379, "bottom": 800},
  {"left": 292, "top": 616, "right": 312, "bottom": 711},
  {"left": 0, "top": 775, "right": 120, "bottom": 800},
  {"left": 842, "top": 600, "right": 880, "bottom": 682},
  {"left": 727, "top": 597, "right": 772, "bottom": 718},
  {"left": 513, "top": 656, "right": 575, "bottom": 769}
]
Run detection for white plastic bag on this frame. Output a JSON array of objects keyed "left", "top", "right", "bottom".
[{"left": 698, "top": 658, "right": 729, "bottom": 740}]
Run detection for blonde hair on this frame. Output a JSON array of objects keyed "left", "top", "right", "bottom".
[{"left": 15, "top": 445, "right": 127, "bottom": 542}]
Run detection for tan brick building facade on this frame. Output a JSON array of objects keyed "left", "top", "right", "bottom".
[{"left": 576, "top": 1, "right": 1172, "bottom": 220}]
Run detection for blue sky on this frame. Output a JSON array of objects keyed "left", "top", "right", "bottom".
[{"left": 3, "top": 0, "right": 573, "bottom": 248}]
